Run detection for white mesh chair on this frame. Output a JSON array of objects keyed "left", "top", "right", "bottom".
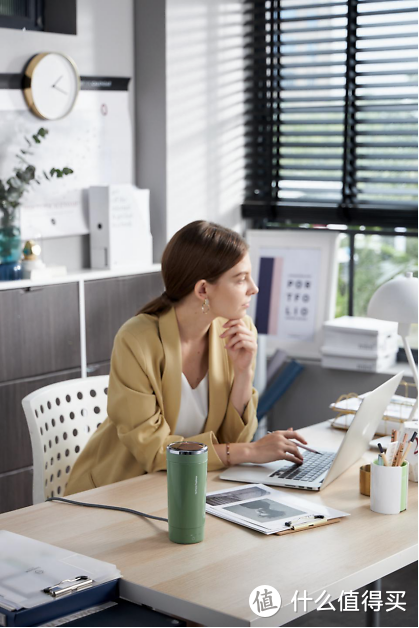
[{"left": 22, "top": 376, "right": 109, "bottom": 504}]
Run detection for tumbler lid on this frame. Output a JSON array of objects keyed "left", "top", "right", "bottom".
[{"left": 167, "top": 441, "right": 208, "bottom": 455}]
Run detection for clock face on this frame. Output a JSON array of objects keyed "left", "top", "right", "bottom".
[{"left": 26, "top": 53, "right": 80, "bottom": 120}]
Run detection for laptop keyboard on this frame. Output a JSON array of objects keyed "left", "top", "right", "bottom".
[{"left": 269, "top": 451, "right": 336, "bottom": 482}]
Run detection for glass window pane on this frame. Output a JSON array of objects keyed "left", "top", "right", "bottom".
[
  {"left": 335, "top": 232, "right": 350, "bottom": 318},
  {"left": 354, "top": 233, "right": 418, "bottom": 348}
]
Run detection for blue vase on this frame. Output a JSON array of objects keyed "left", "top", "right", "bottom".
[
  {"left": 0, "top": 260, "right": 22, "bottom": 281},
  {"left": 0, "top": 210, "right": 23, "bottom": 281}
]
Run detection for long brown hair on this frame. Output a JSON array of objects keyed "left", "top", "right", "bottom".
[{"left": 137, "top": 220, "right": 248, "bottom": 316}]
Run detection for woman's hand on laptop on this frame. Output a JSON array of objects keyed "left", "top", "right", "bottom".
[{"left": 249, "top": 428, "right": 308, "bottom": 465}]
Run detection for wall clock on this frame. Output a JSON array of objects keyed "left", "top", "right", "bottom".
[{"left": 23, "top": 52, "right": 80, "bottom": 120}]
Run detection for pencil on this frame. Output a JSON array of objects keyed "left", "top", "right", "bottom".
[
  {"left": 399, "top": 431, "right": 418, "bottom": 466},
  {"left": 394, "top": 434, "right": 408, "bottom": 467}
]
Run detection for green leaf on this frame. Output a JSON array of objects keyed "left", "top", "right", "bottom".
[
  {"left": 6, "top": 176, "right": 20, "bottom": 188},
  {"left": 32, "top": 135, "right": 41, "bottom": 144},
  {"left": 62, "top": 167, "right": 74, "bottom": 175},
  {"left": 50, "top": 168, "right": 56, "bottom": 176},
  {"left": 38, "top": 128, "right": 48, "bottom": 137}
]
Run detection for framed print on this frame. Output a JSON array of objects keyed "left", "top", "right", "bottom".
[{"left": 247, "top": 229, "right": 340, "bottom": 359}]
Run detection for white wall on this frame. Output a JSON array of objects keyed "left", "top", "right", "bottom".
[
  {"left": 166, "top": 0, "right": 246, "bottom": 240},
  {"left": 1, "top": 0, "right": 247, "bottom": 267},
  {"left": 0, "top": 0, "right": 135, "bottom": 270}
]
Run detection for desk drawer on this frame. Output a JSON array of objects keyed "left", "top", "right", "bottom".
[
  {"left": 85, "top": 272, "right": 163, "bottom": 364},
  {"left": 0, "top": 368, "right": 81, "bottom": 474},
  {"left": 0, "top": 284, "right": 81, "bottom": 382},
  {"left": 0, "top": 468, "right": 33, "bottom": 513}
]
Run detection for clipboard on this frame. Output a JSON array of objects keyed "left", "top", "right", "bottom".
[{"left": 276, "top": 518, "right": 341, "bottom": 535}]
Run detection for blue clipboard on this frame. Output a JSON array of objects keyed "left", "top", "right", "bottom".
[{"left": 0, "top": 579, "right": 119, "bottom": 627}]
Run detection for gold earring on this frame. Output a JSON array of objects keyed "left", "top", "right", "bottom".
[{"left": 202, "top": 298, "right": 210, "bottom": 314}]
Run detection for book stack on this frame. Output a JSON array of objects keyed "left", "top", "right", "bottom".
[{"left": 321, "top": 316, "right": 399, "bottom": 372}]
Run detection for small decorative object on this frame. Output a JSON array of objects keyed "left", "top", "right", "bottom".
[
  {"left": 23, "top": 53, "right": 80, "bottom": 120},
  {"left": 23, "top": 239, "right": 42, "bottom": 260},
  {"left": 21, "top": 239, "right": 46, "bottom": 279},
  {"left": 359, "top": 464, "right": 371, "bottom": 496},
  {"left": 0, "top": 128, "right": 73, "bottom": 281}
]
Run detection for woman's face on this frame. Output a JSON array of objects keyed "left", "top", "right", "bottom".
[{"left": 206, "top": 252, "right": 259, "bottom": 320}]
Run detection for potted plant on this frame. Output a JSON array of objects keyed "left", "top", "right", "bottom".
[{"left": 0, "top": 128, "right": 73, "bottom": 280}]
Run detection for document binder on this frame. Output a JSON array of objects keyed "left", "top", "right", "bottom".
[
  {"left": 0, "top": 531, "right": 121, "bottom": 627},
  {"left": 0, "top": 579, "right": 119, "bottom": 627}
]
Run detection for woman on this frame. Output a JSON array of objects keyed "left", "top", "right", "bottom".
[{"left": 65, "top": 221, "right": 307, "bottom": 494}]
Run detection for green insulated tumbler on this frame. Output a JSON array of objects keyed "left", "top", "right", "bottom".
[{"left": 166, "top": 442, "right": 208, "bottom": 544}]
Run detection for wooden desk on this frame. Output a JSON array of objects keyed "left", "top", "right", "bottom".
[{"left": 0, "top": 422, "right": 417, "bottom": 627}]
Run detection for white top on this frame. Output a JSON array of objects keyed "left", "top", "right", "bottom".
[
  {"left": 175, "top": 373, "right": 209, "bottom": 438},
  {"left": 0, "top": 265, "right": 162, "bottom": 291}
]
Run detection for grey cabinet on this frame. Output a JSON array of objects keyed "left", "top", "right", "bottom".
[
  {"left": 0, "top": 368, "right": 82, "bottom": 475},
  {"left": 0, "top": 269, "right": 162, "bottom": 514},
  {"left": 85, "top": 272, "right": 164, "bottom": 364},
  {"left": 0, "top": 470, "right": 33, "bottom": 515},
  {"left": 0, "top": 284, "right": 80, "bottom": 382}
]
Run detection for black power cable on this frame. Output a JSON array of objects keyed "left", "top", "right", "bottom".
[{"left": 46, "top": 496, "right": 168, "bottom": 523}]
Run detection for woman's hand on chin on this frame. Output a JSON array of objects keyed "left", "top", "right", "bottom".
[{"left": 219, "top": 318, "right": 257, "bottom": 374}]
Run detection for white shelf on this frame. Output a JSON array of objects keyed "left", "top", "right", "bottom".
[{"left": 0, "top": 264, "right": 162, "bottom": 290}]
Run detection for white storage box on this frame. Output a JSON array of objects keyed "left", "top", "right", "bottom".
[
  {"left": 89, "top": 185, "right": 153, "bottom": 270},
  {"left": 321, "top": 350, "right": 397, "bottom": 372},
  {"left": 322, "top": 316, "right": 398, "bottom": 357}
]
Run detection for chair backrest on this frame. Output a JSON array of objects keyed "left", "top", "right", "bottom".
[{"left": 22, "top": 376, "right": 109, "bottom": 504}]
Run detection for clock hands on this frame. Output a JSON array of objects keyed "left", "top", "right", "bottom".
[
  {"left": 52, "top": 75, "right": 63, "bottom": 88},
  {"left": 51, "top": 76, "right": 68, "bottom": 95},
  {"left": 53, "top": 86, "right": 68, "bottom": 95}
]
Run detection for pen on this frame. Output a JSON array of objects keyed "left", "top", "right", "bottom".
[
  {"left": 267, "top": 431, "right": 323, "bottom": 455},
  {"left": 399, "top": 431, "right": 417, "bottom": 466},
  {"left": 393, "top": 434, "right": 408, "bottom": 467},
  {"left": 284, "top": 514, "right": 325, "bottom": 527},
  {"left": 377, "top": 443, "right": 389, "bottom": 466}
]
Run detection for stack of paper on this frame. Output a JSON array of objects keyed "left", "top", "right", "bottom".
[
  {"left": 206, "top": 484, "right": 349, "bottom": 535},
  {"left": 0, "top": 531, "right": 120, "bottom": 613},
  {"left": 321, "top": 316, "right": 399, "bottom": 372}
]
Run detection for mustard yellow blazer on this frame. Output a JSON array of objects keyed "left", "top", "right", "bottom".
[{"left": 65, "top": 307, "right": 258, "bottom": 495}]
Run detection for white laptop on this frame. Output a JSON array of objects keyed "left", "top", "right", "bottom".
[{"left": 220, "top": 372, "right": 403, "bottom": 491}]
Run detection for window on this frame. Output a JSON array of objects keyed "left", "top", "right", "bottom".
[
  {"left": 0, "top": 0, "right": 76, "bottom": 34},
  {"left": 337, "top": 228, "right": 418, "bottom": 350},
  {"left": 242, "top": 0, "right": 418, "bottom": 228},
  {"left": 0, "top": 0, "right": 43, "bottom": 30}
]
